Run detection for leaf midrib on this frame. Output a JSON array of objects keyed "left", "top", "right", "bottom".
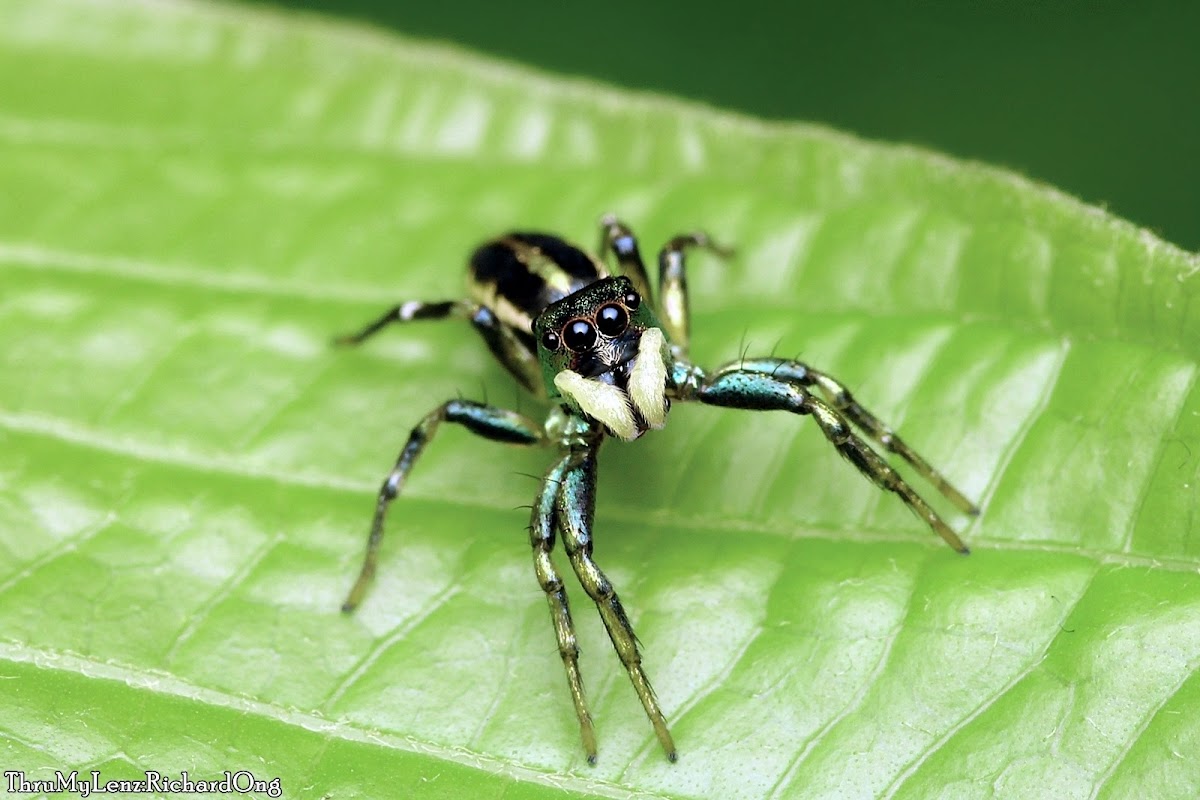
[
  {"left": 0, "top": 640, "right": 669, "bottom": 800},
  {"left": 2, "top": 411, "right": 1197, "bottom": 573}
]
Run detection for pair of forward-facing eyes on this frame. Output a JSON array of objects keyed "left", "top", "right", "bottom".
[{"left": 539, "top": 290, "right": 642, "bottom": 353}]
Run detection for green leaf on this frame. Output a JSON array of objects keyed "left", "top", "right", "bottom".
[{"left": 2, "top": 1, "right": 1199, "bottom": 798}]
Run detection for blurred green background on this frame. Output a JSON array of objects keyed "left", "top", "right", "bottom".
[{"left": 242, "top": 0, "right": 1199, "bottom": 252}]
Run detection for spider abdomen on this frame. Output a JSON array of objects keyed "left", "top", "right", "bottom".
[{"left": 467, "top": 233, "right": 607, "bottom": 353}]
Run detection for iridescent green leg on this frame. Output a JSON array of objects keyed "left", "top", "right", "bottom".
[
  {"left": 598, "top": 214, "right": 654, "bottom": 303},
  {"left": 555, "top": 448, "right": 677, "bottom": 761},
  {"left": 711, "top": 358, "right": 978, "bottom": 515},
  {"left": 334, "top": 300, "right": 544, "bottom": 397},
  {"left": 688, "top": 369, "right": 970, "bottom": 554},
  {"left": 656, "top": 232, "right": 733, "bottom": 358},
  {"left": 342, "top": 400, "right": 547, "bottom": 612},
  {"left": 531, "top": 454, "right": 597, "bottom": 762}
]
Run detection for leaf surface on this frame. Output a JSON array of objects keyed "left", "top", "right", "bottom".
[{"left": 1, "top": 1, "right": 1199, "bottom": 798}]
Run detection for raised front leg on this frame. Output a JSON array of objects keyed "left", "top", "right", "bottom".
[
  {"left": 598, "top": 214, "right": 654, "bottom": 304},
  {"left": 686, "top": 368, "right": 971, "bottom": 554},
  {"left": 554, "top": 447, "right": 677, "bottom": 761},
  {"left": 656, "top": 232, "right": 732, "bottom": 358},
  {"left": 335, "top": 300, "right": 544, "bottom": 397},
  {"left": 341, "top": 400, "right": 548, "bottom": 611}
]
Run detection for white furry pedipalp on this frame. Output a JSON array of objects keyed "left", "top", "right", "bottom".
[
  {"left": 628, "top": 327, "right": 668, "bottom": 429},
  {"left": 554, "top": 369, "right": 638, "bottom": 441}
]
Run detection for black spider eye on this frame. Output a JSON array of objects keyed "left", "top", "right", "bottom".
[
  {"left": 563, "top": 319, "right": 597, "bottom": 352},
  {"left": 623, "top": 290, "right": 641, "bottom": 310},
  {"left": 596, "top": 303, "right": 629, "bottom": 336},
  {"left": 540, "top": 329, "right": 560, "bottom": 351}
]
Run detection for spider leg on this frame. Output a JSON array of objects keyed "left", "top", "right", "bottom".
[
  {"left": 687, "top": 368, "right": 970, "bottom": 554},
  {"left": 334, "top": 300, "right": 464, "bottom": 345},
  {"left": 467, "top": 305, "right": 545, "bottom": 397},
  {"left": 710, "top": 358, "right": 978, "bottom": 515},
  {"left": 598, "top": 214, "right": 654, "bottom": 304},
  {"left": 335, "top": 301, "right": 544, "bottom": 397},
  {"left": 341, "top": 400, "right": 548, "bottom": 612},
  {"left": 657, "top": 231, "right": 733, "bottom": 359},
  {"left": 555, "top": 447, "right": 677, "bottom": 761},
  {"left": 531, "top": 454, "right": 597, "bottom": 762}
]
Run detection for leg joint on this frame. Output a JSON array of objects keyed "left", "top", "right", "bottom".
[
  {"left": 379, "top": 473, "right": 400, "bottom": 499},
  {"left": 558, "top": 637, "right": 580, "bottom": 661}
]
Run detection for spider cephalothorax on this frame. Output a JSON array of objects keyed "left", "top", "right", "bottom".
[
  {"left": 534, "top": 276, "right": 670, "bottom": 440},
  {"left": 333, "top": 216, "right": 979, "bottom": 764}
]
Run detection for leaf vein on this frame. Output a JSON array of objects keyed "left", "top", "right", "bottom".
[
  {"left": 765, "top": 550, "right": 933, "bottom": 800},
  {"left": 1088, "top": 662, "right": 1200, "bottom": 800},
  {"left": 1122, "top": 364, "right": 1200, "bottom": 554},
  {"left": 0, "top": 640, "right": 672, "bottom": 800},
  {"left": 4, "top": 409, "right": 1200, "bottom": 571},
  {"left": 322, "top": 584, "right": 463, "bottom": 713},
  {"left": 880, "top": 562, "right": 1105, "bottom": 799}
]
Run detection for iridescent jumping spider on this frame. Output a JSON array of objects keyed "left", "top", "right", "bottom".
[{"left": 335, "top": 216, "right": 978, "bottom": 763}]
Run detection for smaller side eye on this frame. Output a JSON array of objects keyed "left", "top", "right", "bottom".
[
  {"left": 563, "top": 319, "right": 597, "bottom": 352},
  {"left": 541, "top": 329, "right": 560, "bottom": 351},
  {"left": 596, "top": 303, "right": 629, "bottom": 336},
  {"left": 623, "top": 290, "right": 641, "bottom": 310}
]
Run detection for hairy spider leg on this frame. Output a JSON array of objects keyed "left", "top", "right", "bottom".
[
  {"left": 334, "top": 300, "right": 544, "bottom": 396},
  {"left": 681, "top": 369, "right": 970, "bottom": 554},
  {"left": 597, "top": 214, "right": 654, "bottom": 304},
  {"left": 657, "top": 232, "right": 733, "bottom": 359},
  {"left": 341, "top": 400, "right": 547, "bottom": 612},
  {"left": 650, "top": 235, "right": 974, "bottom": 524},
  {"left": 710, "top": 358, "right": 979, "bottom": 517},
  {"left": 552, "top": 446, "right": 677, "bottom": 761},
  {"left": 531, "top": 453, "right": 597, "bottom": 762}
]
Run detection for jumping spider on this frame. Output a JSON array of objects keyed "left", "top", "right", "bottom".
[{"left": 335, "top": 215, "right": 978, "bottom": 763}]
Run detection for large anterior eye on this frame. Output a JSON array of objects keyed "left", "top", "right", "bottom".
[
  {"left": 596, "top": 303, "right": 629, "bottom": 336},
  {"left": 563, "top": 319, "right": 598, "bottom": 352}
]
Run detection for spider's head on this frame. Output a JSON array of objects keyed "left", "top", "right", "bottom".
[{"left": 533, "top": 276, "right": 672, "bottom": 441}]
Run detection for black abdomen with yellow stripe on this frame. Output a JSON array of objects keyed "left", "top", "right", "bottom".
[{"left": 468, "top": 233, "right": 608, "bottom": 354}]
